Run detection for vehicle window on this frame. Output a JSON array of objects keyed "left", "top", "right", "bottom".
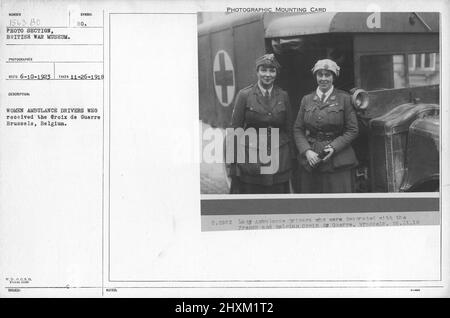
[
  {"left": 360, "top": 55, "right": 406, "bottom": 90},
  {"left": 360, "top": 53, "right": 440, "bottom": 90},
  {"left": 408, "top": 53, "right": 440, "bottom": 87}
]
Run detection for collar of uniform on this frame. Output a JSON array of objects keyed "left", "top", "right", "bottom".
[
  {"left": 257, "top": 81, "right": 274, "bottom": 97},
  {"left": 316, "top": 85, "right": 334, "bottom": 103}
]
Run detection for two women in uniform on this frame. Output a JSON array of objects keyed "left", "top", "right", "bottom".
[{"left": 230, "top": 56, "right": 358, "bottom": 194}]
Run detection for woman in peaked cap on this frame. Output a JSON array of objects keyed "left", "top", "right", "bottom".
[
  {"left": 228, "top": 54, "right": 294, "bottom": 194},
  {"left": 293, "top": 59, "right": 359, "bottom": 193}
]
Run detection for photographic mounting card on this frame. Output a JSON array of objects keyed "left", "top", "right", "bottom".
[{"left": 0, "top": 0, "right": 448, "bottom": 298}]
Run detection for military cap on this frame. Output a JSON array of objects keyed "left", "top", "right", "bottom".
[
  {"left": 255, "top": 53, "right": 281, "bottom": 70},
  {"left": 311, "top": 59, "right": 340, "bottom": 77}
]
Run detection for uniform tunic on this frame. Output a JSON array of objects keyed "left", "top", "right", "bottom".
[
  {"left": 230, "top": 83, "right": 293, "bottom": 194},
  {"left": 293, "top": 88, "right": 359, "bottom": 193}
]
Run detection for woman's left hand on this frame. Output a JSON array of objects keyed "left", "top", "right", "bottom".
[{"left": 322, "top": 145, "right": 335, "bottom": 162}]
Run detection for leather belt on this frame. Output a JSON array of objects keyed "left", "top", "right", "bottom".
[{"left": 307, "top": 130, "right": 338, "bottom": 142}]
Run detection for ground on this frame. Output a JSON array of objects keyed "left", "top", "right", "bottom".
[{"left": 200, "top": 121, "right": 229, "bottom": 194}]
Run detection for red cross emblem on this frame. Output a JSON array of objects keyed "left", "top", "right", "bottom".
[{"left": 213, "top": 50, "right": 235, "bottom": 107}]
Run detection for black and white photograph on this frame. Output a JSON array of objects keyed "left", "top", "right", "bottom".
[{"left": 199, "top": 12, "right": 440, "bottom": 195}]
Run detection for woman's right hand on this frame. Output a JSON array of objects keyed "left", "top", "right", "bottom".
[{"left": 305, "top": 149, "right": 320, "bottom": 167}]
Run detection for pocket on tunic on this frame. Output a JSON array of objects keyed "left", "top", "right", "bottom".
[
  {"left": 237, "top": 162, "right": 261, "bottom": 175},
  {"left": 236, "top": 135, "right": 290, "bottom": 176},
  {"left": 326, "top": 104, "right": 344, "bottom": 125},
  {"left": 332, "top": 146, "right": 358, "bottom": 170},
  {"left": 245, "top": 101, "right": 267, "bottom": 114},
  {"left": 236, "top": 137, "right": 263, "bottom": 176},
  {"left": 272, "top": 101, "right": 286, "bottom": 113},
  {"left": 303, "top": 105, "right": 315, "bottom": 122}
]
